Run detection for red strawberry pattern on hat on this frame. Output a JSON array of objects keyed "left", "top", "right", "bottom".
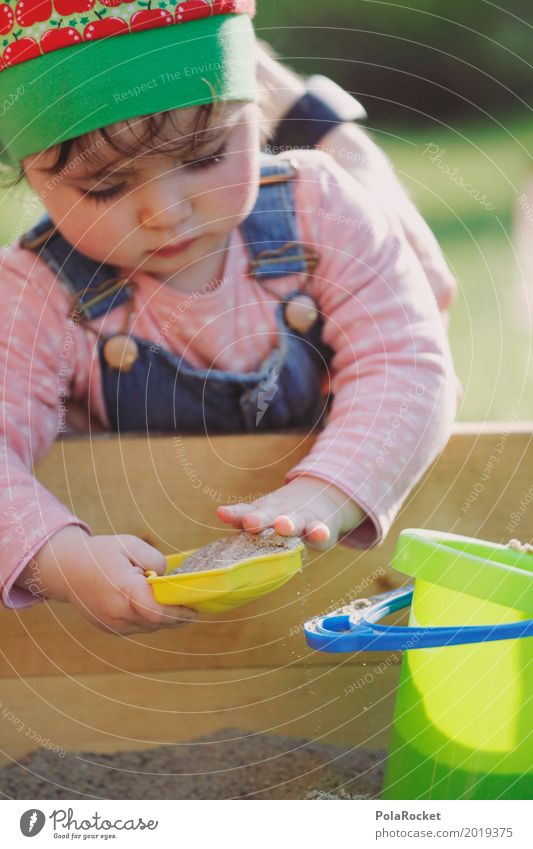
[
  {"left": 15, "top": 0, "right": 53, "bottom": 27},
  {"left": 175, "top": 0, "right": 209, "bottom": 21},
  {"left": 84, "top": 10, "right": 128, "bottom": 38},
  {"left": 130, "top": 2, "right": 173, "bottom": 31},
  {"left": 0, "top": 4, "right": 15, "bottom": 34},
  {"left": 0, "top": 0, "right": 255, "bottom": 68},
  {"left": 40, "top": 20, "right": 82, "bottom": 51}
]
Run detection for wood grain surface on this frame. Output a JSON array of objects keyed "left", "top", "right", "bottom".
[{"left": 0, "top": 424, "right": 530, "bottom": 761}]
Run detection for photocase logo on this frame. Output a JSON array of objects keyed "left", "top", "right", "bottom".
[{"left": 20, "top": 809, "right": 46, "bottom": 837}]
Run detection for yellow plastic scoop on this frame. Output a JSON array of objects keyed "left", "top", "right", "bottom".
[{"left": 145, "top": 539, "right": 305, "bottom": 613}]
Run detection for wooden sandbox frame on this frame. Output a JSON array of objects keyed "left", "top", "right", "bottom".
[{"left": 0, "top": 423, "right": 530, "bottom": 768}]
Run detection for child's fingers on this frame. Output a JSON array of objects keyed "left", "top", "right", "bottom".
[
  {"left": 128, "top": 573, "right": 198, "bottom": 628},
  {"left": 217, "top": 504, "right": 249, "bottom": 527},
  {"left": 273, "top": 513, "right": 306, "bottom": 537},
  {"left": 274, "top": 514, "right": 333, "bottom": 547},
  {"left": 120, "top": 535, "right": 167, "bottom": 575},
  {"left": 219, "top": 502, "right": 332, "bottom": 544},
  {"left": 304, "top": 520, "right": 332, "bottom": 548},
  {"left": 241, "top": 510, "right": 271, "bottom": 533}
]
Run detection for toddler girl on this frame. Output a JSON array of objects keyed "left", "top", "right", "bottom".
[{"left": 0, "top": 1, "right": 457, "bottom": 633}]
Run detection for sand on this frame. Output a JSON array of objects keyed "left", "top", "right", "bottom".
[
  {"left": 170, "top": 529, "right": 304, "bottom": 574},
  {"left": 0, "top": 730, "right": 385, "bottom": 800}
]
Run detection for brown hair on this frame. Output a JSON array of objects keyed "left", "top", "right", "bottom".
[
  {"left": 3, "top": 101, "right": 229, "bottom": 190},
  {"left": 45, "top": 104, "right": 220, "bottom": 177}
]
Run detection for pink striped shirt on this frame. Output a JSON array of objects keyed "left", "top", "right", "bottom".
[{"left": 0, "top": 150, "right": 457, "bottom": 608}]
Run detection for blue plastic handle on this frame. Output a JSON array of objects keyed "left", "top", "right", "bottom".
[{"left": 304, "top": 586, "right": 533, "bottom": 653}]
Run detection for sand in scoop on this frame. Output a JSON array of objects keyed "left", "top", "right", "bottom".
[{"left": 169, "top": 528, "right": 304, "bottom": 574}]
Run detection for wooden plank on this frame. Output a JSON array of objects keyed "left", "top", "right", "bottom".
[
  {"left": 0, "top": 662, "right": 399, "bottom": 766},
  {"left": 1, "top": 424, "right": 531, "bottom": 678}
]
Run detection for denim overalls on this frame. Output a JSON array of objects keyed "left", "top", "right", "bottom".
[{"left": 20, "top": 155, "right": 333, "bottom": 434}]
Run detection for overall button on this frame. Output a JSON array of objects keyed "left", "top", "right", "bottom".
[
  {"left": 285, "top": 294, "right": 319, "bottom": 333},
  {"left": 103, "top": 335, "right": 139, "bottom": 372}
]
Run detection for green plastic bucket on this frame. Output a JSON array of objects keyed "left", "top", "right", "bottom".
[{"left": 304, "top": 529, "right": 533, "bottom": 800}]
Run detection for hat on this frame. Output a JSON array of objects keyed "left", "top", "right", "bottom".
[{"left": 0, "top": 0, "right": 257, "bottom": 166}]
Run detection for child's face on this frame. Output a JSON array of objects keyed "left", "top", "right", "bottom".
[{"left": 22, "top": 103, "right": 260, "bottom": 285}]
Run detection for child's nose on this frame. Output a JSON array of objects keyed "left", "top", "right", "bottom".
[{"left": 138, "top": 179, "right": 193, "bottom": 231}]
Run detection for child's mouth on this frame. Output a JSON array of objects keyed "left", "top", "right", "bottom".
[{"left": 147, "top": 237, "right": 198, "bottom": 257}]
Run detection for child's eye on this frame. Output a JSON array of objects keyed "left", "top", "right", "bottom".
[
  {"left": 184, "top": 143, "right": 228, "bottom": 171},
  {"left": 80, "top": 144, "right": 228, "bottom": 202},
  {"left": 83, "top": 183, "right": 126, "bottom": 204}
]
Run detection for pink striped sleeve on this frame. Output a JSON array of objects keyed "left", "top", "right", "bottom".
[
  {"left": 0, "top": 248, "right": 92, "bottom": 608},
  {"left": 286, "top": 153, "right": 457, "bottom": 546}
]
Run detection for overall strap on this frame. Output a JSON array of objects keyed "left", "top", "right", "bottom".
[
  {"left": 19, "top": 214, "right": 131, "bottom": 321},
  {"left": 240, "top": 153, "right": 319, "bottom": 280}
]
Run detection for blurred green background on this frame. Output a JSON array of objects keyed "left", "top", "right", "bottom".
[
  {"left": 254, "top": 0, "right": 533, "bottom": 422},
  {"left": 1, "top": 0, "right": 531, "bottom": 421}
]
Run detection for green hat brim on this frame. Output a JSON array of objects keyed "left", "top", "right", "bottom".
[{"left": 0, "top": 13, "right": 257, "bottom": 167}]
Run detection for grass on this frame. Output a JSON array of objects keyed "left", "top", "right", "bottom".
[
  {"left": 373, "top": 114, "right": 533, "bottom": 421},
  {"left": 1, "top": 114, "right": 532, "bottom": 422}
]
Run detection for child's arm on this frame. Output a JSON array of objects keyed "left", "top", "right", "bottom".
[
  {"left": 0, "top": 249, "right": 87, "bottom": 607},
  {"left": 314, "top": 121, "right": 457, "bottom": 322},
  {"left": 219, "top": 153, "right": 457, "bottom": 549},
  {"left": 0, "top": 248, "right": 195, "bottom": 630}
]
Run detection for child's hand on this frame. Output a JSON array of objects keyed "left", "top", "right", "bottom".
[
  {"left": 19, "top": 526, "right": 198, "bottom": 635},
  {"left": 217, "top": 476, "right": 364, "bottom": 550}
]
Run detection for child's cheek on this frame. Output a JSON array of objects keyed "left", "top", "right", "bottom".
[
  {"left": 61, "top": 206, "right": 131, "bottom": 265},
  {"left": 231, "top": 176, "right": 258, "bottom": 219},
  {"left": 216, "top": 153, "right": 259, "bottom": 220}
]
